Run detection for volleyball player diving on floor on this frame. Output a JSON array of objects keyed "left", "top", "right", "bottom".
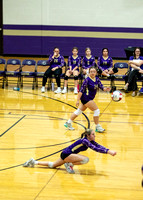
[
  {"left": 64, "top": 66, "right": 111, "bottom": 133},
  {"left": 23, "top": 129, "right": 117, "bottom": 174}
]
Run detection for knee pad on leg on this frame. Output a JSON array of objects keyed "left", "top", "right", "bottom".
[
  {"left": 64, "top": 75, "right": 69, "bottom": 80},
  {"left": 74, "top": 76, "right": 78, "bottom": 80},
  {"left": 74, "top": 108, "right": 82, "bottom": 116},
  {"left": 97, "top": 68, "right": 102, "bottom": 75},
  {"left": 93, "top": 109, "right": 100, "bottom": 117},
  {"left": 80, "top": 157, "right": 89, "bottom": 164},
  {"left": 113, "top": 67, "right": 118, "bottom": 73},
  {"left": 48, "top": 162, "right": 54, "bottom": 168}
]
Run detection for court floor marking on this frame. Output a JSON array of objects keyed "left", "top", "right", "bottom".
[
  {"left": 0, "top": 91, "right": 90, "bottom": 172},
  {"left": 34, "top": 169, "right": 59, "bottom": 200},
  {"left": 0, "top": 110, "right": 143, "bottom": 117},
  {"left": 0, "top": 115, "right": 26, "bottom": 137},
  {"left": 0, "top": 147, "right": 65, "bottom": 172},
  {"left": 18, "top": 90, "right": 91, "bottom": 128}
]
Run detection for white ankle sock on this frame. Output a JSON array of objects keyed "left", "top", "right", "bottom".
[
  {"left": 35, "top": 161, "right": 38, "bottom": 165},
  {"left": 68, "top": 119, "right": 72, "bottom": 124}
]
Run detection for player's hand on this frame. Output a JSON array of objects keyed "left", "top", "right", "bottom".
[
  {"left": 108, "top": 150, "right": 117, "bottom": 156},
  {"left": 52, "top": 67, "right": 58, "bottom": 71},
  {"left": 139, "top": 69, "right": 143, "bottom": 74},
  {"left": 76, "top": 100, "right": 80, "bottom": 107},
  {"left": 104, "top": 87, "right": 111, "bottom": 92}
]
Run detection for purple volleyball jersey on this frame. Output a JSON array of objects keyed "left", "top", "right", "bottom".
[
  {"left": 80, "top": 76, "right": 104, "bottom": 102},
  {"left": 62, "top": 137, "right": 109, "bottom": 154},
  {"left": 82, "top": 56, "right": 95, "bottom": 69},
  {"left": 97, "top": 56, "right": 113, "bottom": 71},
  {"left": 48, "top": 54, "right": 64, "bottom": 69},
  {"left": 68, "top": 55, "right": 81, "bottom": 70}
]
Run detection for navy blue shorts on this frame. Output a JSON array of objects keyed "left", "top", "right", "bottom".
[
  {"left": 81, "top": 99, "right": 90, "bottom": 105},
  {"left": 60, "top": 152, "right": 71, "bottom": 160}
]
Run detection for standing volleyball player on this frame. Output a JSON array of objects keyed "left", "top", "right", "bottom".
[
  {"left": 64, "top": 66, "right": 110, "bottom": 133},
  {"left": 62, "top": 47, "right": 81, "bottom": 94},
  {"left": 82, "top": 47, "right": 96, "bottom": 78},
  {"left": 23, "top": 129, "right": 117, "bottom": 174},
  {"left": 41, "top": 47, "right": 64, "bottom": 94}
]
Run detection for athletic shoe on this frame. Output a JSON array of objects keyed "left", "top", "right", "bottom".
[
  {"left": 74, "top": 87, "right": 78, "bottom": 94},
  {"left": 23, "top": 158, "right": 36, "bottom": 167},
  {"left": 64, "top": 163, "right": 75, "bottom": 174},
  {"left": 62, "top": 88, "right": 67, "bottom": 94},
  {"left": 64, "top": 122, "right": 75, "bottom": 130},
  {"left": 132, "top": 91, "right": 136, "bottom": 97},
  {"left": 41, "top": 86, "right": 45, "bottom": 93},
  {"left": 124, "top": 84, "right": 128, "bottom": 91},
  {"left": 54, "top": 88, "right": 61, "bottom": 94},
  {"left": 96, "top": 124, "right": 105, "bottom": 133}
]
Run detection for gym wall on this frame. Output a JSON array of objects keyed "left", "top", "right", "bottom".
[{"left": 3, "top": 0, "right": 143, "bottom": 58}]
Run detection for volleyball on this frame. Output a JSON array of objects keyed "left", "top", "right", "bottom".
[{"left": 111, "top": 90, "right": 122, "bottom": 102}]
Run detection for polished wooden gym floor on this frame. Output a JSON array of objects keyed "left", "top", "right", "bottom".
[{"left": 0, "top": 83, "right": 143, "bottom": 200}]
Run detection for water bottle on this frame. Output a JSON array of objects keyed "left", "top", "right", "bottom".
[
  {"left": 52, "top": 82, "right": 54, "bottom": 91},
  {"left": 13, "top": 87, "right": 20, "bottom": 91}
]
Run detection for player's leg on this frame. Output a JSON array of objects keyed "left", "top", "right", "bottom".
[
  {"left": 23, "top": 157, "right": 65, "bottom": 168},
  {"left": 62, "top": 70, "right": 71, "bottom": 93},
  {"left": 85, "top": 100, "right": 105, "bottom": 133},
  {"left": 54, "top": 68, "right": 62, "bottom": 93},
  {"left": 73, "top": 70, "right": 79, "bottom": 94},
  {"left": 41, "top": 68, "right": 52, "bottom": 92},
  {"left": 64, "top": 103, "right": 87, "bottom": 130},
  {"left": 64, "top": 154, "right": 89, "bottom": 173}
]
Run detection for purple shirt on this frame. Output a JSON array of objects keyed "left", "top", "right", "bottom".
[
  {"left": 48, "top": 54, "right": 64, "bottom": 69},
  {"left": 68, "top": 55, "right": 81, "bottom": 70},
  {"left": 62, "top": 137, "right": 109, "bottom": 154},
  {"left": 80, "top": 76, "right": 104, "bottom": 102},
  {"left": 97, "top": 56, "right": 113, "bottom": 71},
  {"left": 82, "top": 56, "right": 95, "bottom": 69},
  {"left": 129, "top": 56, "right": 143, "bottom": 70}
]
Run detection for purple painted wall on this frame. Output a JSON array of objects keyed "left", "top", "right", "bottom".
[{"left": 3, "top": 25, "right": 143, "bottom": 58}]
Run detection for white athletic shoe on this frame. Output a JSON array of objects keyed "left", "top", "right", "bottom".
[
  {"left": 62, "top": 88, "right": 67, "bottom": 94},
  {"left": 54, "top": 88, "right": 61, "bottom": 94},
  {"left": 64, "top": 163, "right": 75, "bottom": 174},
  {"left": 96, "top": 124, "right": 105, "bottom": 133},
  {"left": 23, "top": 158, "right": 36, "bottom": 167},
  {"left": 41, "top": 86, "right": 45, "bottom": 93},
  {"left": 74, "top": 87, "right": 78, "bottom": 94},
  {"left": 64, "top": 122, "right": 75, "bottom": 130}
]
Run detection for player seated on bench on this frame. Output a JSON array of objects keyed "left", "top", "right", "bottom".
[
  {"left": 97, "top": 48, "right": 118, "bottom": 92},
  {"left": 82, "top": 47, "right": 96, "bottom": 79},
  {"left": 62, "top": 47, "right": 81, "bottom": 94}
]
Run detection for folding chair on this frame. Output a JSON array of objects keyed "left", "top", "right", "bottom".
[
  {"left": 0, "top": 58, "right": 6, "bottom": 88},
  {"left": 21, "top": 59, "right": 36, "bottom": 89},
  {"left": 113, "top": 62, "right": 129, "bottom": 80},
  {"left": 36, "top": 60, "right": 49, "bottom": 88},
  {"left": 5, "top": 59, "right": 21, "bottom": 87}
]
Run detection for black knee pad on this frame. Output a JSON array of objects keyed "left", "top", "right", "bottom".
[
  {"left": 97, "top": 68, "right": 102, "bottom": 75},
  {"left": 64, "top": 75, "right": 69, "bottom": 80},
  {"left": 113, "top": 67, "right": 118, "bottom": 73},
  {"left": 74, "top": 76, "right": 78, "bottom": 80}
]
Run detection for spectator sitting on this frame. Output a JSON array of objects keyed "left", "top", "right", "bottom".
[
  {"left": 41, "top": 47, "right": 64, "bottom": 94},
  {"left": 124, "top": 47, "right": 143, "bottom": 97}
]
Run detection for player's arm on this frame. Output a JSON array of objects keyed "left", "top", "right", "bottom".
[
  {"left": 76, "top": 92, "right": 83, "bottom": 107},
  {"left": 97, "top": 78, "right": 110, "bottom": 92}
]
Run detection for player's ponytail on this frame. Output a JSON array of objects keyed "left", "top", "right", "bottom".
[{"left": 81, "top": 129, "right": 93, "bottom": 138}]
